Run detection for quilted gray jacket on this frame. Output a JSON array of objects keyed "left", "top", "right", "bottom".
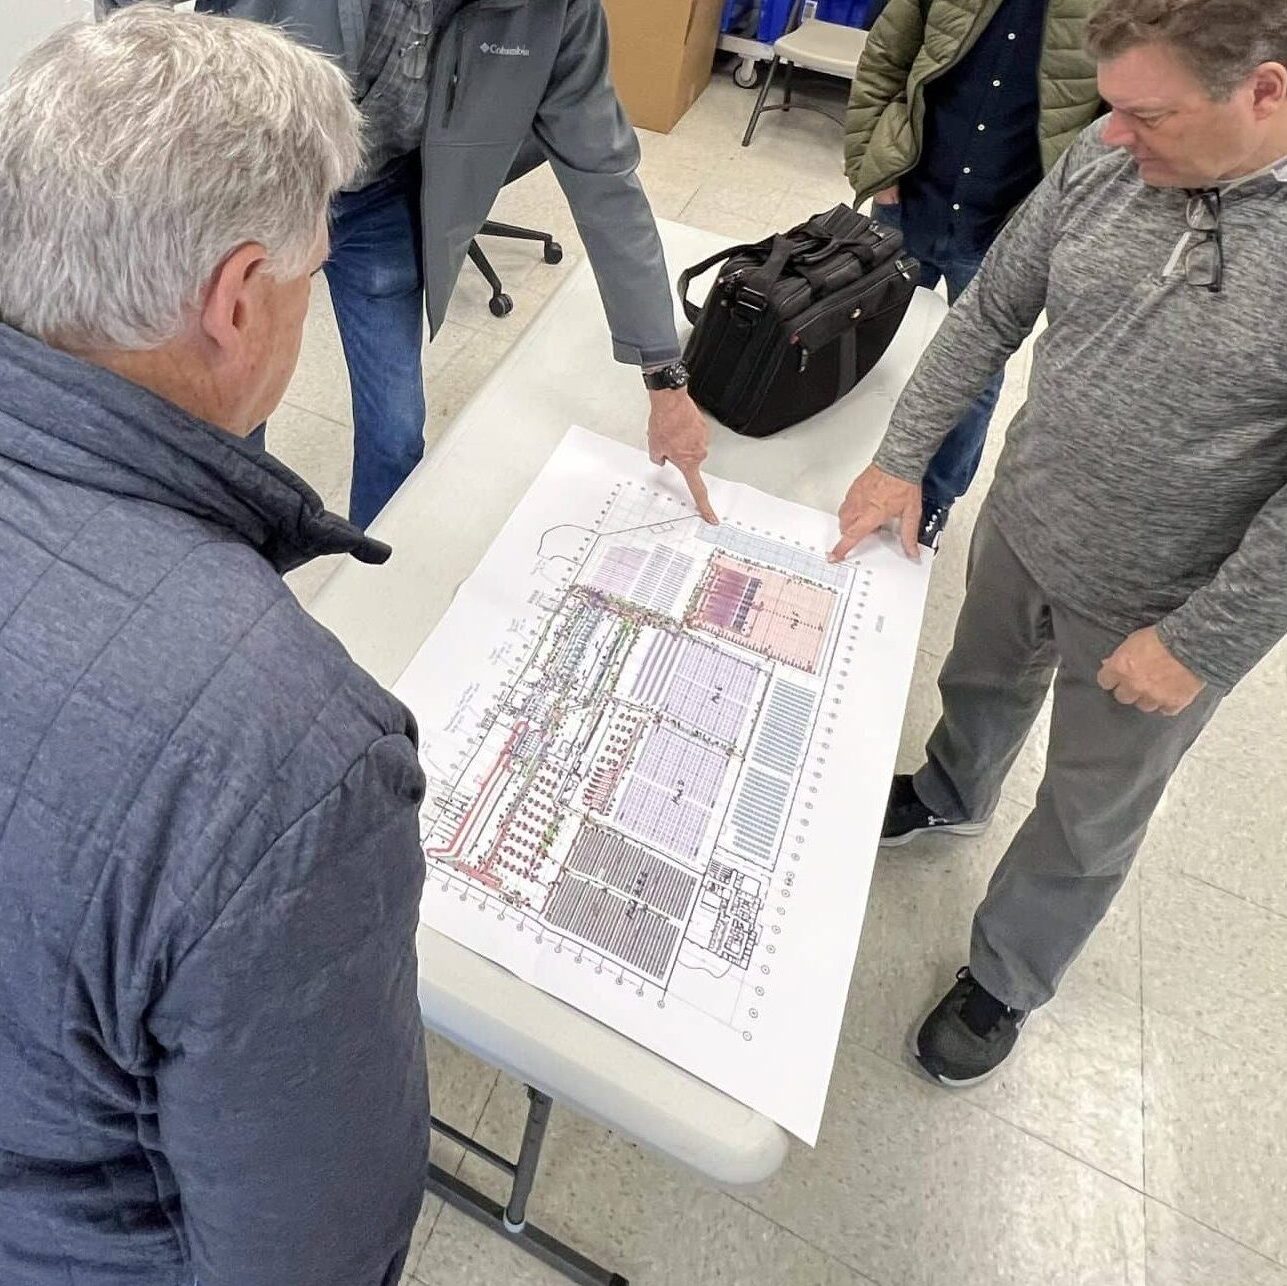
[{"left": 0, "top": 321, "right": 430, "bottom": 1286}]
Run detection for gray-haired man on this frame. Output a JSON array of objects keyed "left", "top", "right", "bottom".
[
  {"left": 0, "top": 11, "right": 428, "bottom": 1284},
  {"left": 832, "top": 0, "right": 1287, "bottom": 1085}
]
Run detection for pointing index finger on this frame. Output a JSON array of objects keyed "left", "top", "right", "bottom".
[{"left": 679, "top": 461, "right": 719, "bottom": 525}]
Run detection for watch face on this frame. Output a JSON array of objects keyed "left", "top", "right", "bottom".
[{"left": 645, "top": 361, "right": 689, "bottom": 390}]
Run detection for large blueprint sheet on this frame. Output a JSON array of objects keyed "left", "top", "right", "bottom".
[{"left": 394, "top": 427, "right": 931, "bottom": 1143}]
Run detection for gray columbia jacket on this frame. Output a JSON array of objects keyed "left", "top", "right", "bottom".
[
  {"left": 98, "top": 0, "right": 683, "bottom": 366},
  {"left": 0, "top": 321, "right": 431, "bottom": 1286}
]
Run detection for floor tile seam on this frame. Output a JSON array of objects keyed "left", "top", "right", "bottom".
[
  {"left": 447, "top": 1069, "right": 503, "bottom": 1182},
  {"left": 1143, "top": 1192, "right": 1287, "bottom": 1275},
  {"left": 1140, "top": 999, "right": 1285, "bottom": 1096},
  {"left": 873, "top": 824, "right": 1144, "bottom": 1007},
  {"left": 734, "top": 1180, "right": 1287, "bottom": 1286},
  {"left": 1158, "top": 869, "right": 1287, "bottom": 925},
  {"left": 720, "top": 1189, "right": 888, "bottom": 1286},
  {"left": 860, "top": 1041, "right": 1149, "bottom": 1192},
  {"left": 420, "top": 1068, "right": 504, "bottom": 1253},
  {"left": 1138, "top": 861, "right": 1148, "bottom": 1211},
  {"left": 1140, "top": 1003, "right": 1287, "bottom": 1268},
  {"left": 275, "top": 395, "right": 354, "bottom": 431}
]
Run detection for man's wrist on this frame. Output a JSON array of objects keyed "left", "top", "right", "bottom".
[
  {"left": 1153, "top": 615, "right": 1216, "bottom": 689},
  {"left": 871, "top": 444, "right": 928, "bottom": 486},
  {"left": 642, "top": 359, "right": 689, "bottom": 392}
]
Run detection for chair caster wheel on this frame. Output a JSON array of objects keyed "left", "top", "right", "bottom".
[
  {"left": 489, "top": 293, "right": 514, "bottom": 317},
  {"left": 544, "top": 242, "right": 564, "bottom": 265}
]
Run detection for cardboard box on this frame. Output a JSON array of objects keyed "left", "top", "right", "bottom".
[{"left": 601, "top": 0, "right": 724, "bottom": 134}]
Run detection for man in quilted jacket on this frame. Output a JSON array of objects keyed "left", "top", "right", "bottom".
[
  {"left": 845, "top": 0, "right": 1100, "bottom": 545},
  {"left": 0, "top": 11, "right": 430, "bottom": 1285}
]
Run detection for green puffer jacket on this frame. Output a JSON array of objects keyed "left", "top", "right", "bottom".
[{"left": 845, "top": 0, "right": 1101, "bottom": 202}]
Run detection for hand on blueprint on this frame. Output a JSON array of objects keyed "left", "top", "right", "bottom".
[
  {"left": 1097, "top": 626, "right": 1206, "bottom": 716},
  {"left": 647, "top": 388, "right": 719, "bottom": 525},
  {"left": 829, "top": 464, "right": 922, "bottom": 562}
]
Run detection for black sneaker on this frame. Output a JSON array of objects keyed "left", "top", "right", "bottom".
[
  {"left": 918, "top": 499, "right": 952, "bottom": 551},
  {"left": 913, "top": 967, "right": 1028, "bottom": 1087},
  {"left": 879, "top": 775, "right": 990, "bottom": 848}
]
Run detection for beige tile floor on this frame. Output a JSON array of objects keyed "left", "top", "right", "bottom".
[{"left": 274, "top": 67, "right": 1287, "bottom": 1286}]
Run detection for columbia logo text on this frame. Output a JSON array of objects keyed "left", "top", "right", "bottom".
[{"left": 479, "top": 42, "right": 530, "bottom": 56}]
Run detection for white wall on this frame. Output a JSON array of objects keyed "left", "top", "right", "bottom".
[{"left": 1, "top": 0, "right": 94, "bottom": 85}]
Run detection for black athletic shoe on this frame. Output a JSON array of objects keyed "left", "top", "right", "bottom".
[
  {"left": 913, "top": 967, "right": 1028, "bottom": 1087},
  {"left": 880, "top": 775, "right": 990, "bottom": 848},
  {"left": 918, "top": 499, "right": 952, "bottom": 551}
]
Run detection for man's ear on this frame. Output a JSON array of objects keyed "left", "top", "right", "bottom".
[
  {"left": 199, "top": 242, "right": 270, "bottom": 354},
  {"left": 1250, "top": 62, "right": 1287, "bottom": 120}
]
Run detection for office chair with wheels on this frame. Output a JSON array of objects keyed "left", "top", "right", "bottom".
[{"left": 468, "top": 139, "right": 563, "bottom": 317}]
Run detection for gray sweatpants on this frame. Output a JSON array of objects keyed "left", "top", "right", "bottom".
[{"left": 914, "top": 513, "right": 1224, "bottom": 1011}]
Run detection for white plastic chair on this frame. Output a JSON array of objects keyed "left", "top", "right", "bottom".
[{"left": 741, "top": 1, "right": 869, "bottom": 147}]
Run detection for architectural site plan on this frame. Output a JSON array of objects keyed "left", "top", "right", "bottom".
[{"left": 394, "top": 427, "right": 931, "bottom": 1143}]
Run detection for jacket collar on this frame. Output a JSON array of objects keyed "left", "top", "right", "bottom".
[{"left": 0, "top": 322, "right": 389, "bottom": 574}]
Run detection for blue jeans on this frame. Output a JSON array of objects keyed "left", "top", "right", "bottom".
[
  {"left": 251, "top": 159, "right": 426, "bottom": 527},
  {"left": 875, "top": 203, "right": 1004, "bottom": 511},
  {"left": 325, "top": 155, "right": 428, "bottom": 529}
]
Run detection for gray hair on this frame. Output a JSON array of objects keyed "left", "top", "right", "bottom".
[
  {"left": 0, "top": 5, "right": 363, "bottom": 350},
  {"left": 1087, "top": 0, "right": 1287, "bottom": 99}
]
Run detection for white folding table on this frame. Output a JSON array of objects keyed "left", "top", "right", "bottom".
[{"left": 308, "top": 219, "right": 947, "bottom": 1285}]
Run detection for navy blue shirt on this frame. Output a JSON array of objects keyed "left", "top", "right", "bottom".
[{"left": 901, "top": 0, "right": 1048, "bottom": 258}]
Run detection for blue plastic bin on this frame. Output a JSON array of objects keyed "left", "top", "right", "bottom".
[
  {"left": 818, "top": 0, "right": 870, "bottom": 24},
  {"left": 756, "top": 0, "right": 870, "bottom": 41},
  {"left": 720, "top": 0, "right": 757, "bottom": 35},
  {"left": 720, "top": 0, "right": 755, "bottom": 36}
]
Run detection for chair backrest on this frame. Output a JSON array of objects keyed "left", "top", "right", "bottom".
[{"left": 504, "top": 136, "right": 548, "bottom": 188}]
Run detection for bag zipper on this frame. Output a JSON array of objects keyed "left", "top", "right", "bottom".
[
  {"left": 790, "top": 259, "right": 918, "bottom": 372},
  {"left": 724, "top": 255, "right": 914, "bottom": 421},
  {"left": 720, "top": 228, "right": 900, "bottom": 320}
]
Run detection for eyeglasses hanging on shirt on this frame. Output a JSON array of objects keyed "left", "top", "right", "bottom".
[
  {"left": 398, "top": 0, "right": 434, "bottom": 81},
  {"left": 1179, "top": 189, "right": 1224, "bottom": 293}
]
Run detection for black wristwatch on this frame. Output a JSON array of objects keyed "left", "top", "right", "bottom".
[{"left": 642, "top": 360, "right": 690, "bottom": 392}]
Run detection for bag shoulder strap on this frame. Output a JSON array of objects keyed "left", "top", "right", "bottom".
[{"left": 676, "top": 241, "right": 761, "bottom": 323}]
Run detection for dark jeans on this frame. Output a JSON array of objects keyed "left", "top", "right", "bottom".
[
  {"left": 327, "top": 156, "right": 428, "bottom": 529},
  {"left": 253, "top": 156, "right": 428, "bottom": 530},
  {"left": 874, "top": 202, "right": 1004, "bottom": 511}
]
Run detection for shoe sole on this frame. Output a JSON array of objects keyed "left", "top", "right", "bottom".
[
  {"left": 906, "top": 999, "right": 1029, "bottom": 1090},
  {"left": 879, "top": 819, "right": 991, "bottom": 849}
]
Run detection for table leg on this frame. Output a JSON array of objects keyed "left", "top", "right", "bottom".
[
  {"left": 504, "top": 1086, "right": 551, "bottom": 1231},
  {"left": 426, "top": 1088, "right": 629, "bottom": 1286}
]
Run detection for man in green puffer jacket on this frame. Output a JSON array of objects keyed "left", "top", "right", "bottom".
[{"left": 845, "top": 0, "right": 1100, "bottom": 545}]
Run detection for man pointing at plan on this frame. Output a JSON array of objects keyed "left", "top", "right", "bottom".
[
  {"left": 833, "top": 0, "right": 1287, "bottom": 1086},
  {"left": 99, "top": 0, "right": 718, "bottom": 530}
]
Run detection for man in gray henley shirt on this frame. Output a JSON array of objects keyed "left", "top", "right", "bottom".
[{"left": 831, "top": 0, "right": 1287, "bottom": 1086}]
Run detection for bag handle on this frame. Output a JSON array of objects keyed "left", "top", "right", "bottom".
[
  {"left": 677, "top": 240, "right": 762, "bottom": 323},
  {"left": 795, "top": 244, "right": 877, "bottom": 296},
  {"left": 676, "top": 215, "right": 877, "bottom": 322},
  {"left": 793, "top": 212, "right": 875, "bottom": 264},
  {"left": 739, "top": 233, "right": 799, "bottom": 301}
]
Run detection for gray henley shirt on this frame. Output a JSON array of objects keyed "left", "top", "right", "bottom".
[{"left": 874, "top": 121, "right": 1287, "bottom": 690}]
